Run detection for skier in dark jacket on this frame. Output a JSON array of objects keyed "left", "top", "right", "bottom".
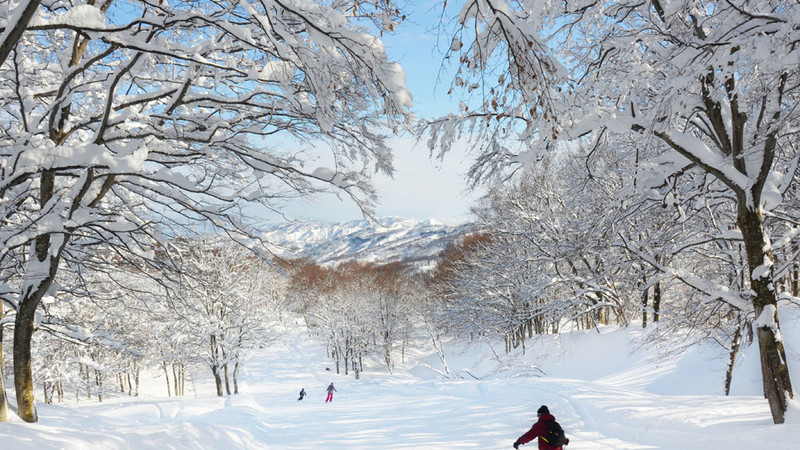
[
  {"left": 298, "top": 388, "right": 306, "bottom": 401},
  {"left": 513, "top": 405, "right": 569, "bottom": 450}
]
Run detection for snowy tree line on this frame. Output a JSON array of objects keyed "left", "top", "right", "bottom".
[
  {"left": 0, "top": 0, "right": 411, "bottom": 423},
  {"left": 425, "top": 0, "right": 800, "bottom": 424},
  {"left": 0, "top": 237, "right": 286, "bottom": 408},
  {"left": 425, "top": 146, "right": 800, "bottom": 393},
  {"left": 285, "top": 260, "right": 421, "bottom": 378}
]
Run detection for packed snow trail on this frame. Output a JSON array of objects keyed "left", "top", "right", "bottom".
[{"left": 1, "top": 320, "right": 799, "bottom": 449}]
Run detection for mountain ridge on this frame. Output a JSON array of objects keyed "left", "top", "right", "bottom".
[{"left": 261, "top": 217, "right": 470, "bottom": 269}]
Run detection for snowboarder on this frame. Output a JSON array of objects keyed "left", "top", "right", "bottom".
[
  {"left": 298, "top": 388, "right": 306, "bottom": 401},
  {"left": 325, "top": 382, "right": 337, "bottom": 403},
  {"left": 513, "top": 405, "right": 569, "bottom": 450}
]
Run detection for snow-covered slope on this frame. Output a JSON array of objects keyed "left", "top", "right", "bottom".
[
  {"left": 260, "top": 217, "right": 469, "bottom": 268},
  {"left": 2, "top": 307, "right": 799, "bottom": 449}
]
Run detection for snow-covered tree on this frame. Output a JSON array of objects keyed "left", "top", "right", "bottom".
[
  {"left": 429, "top": 0, "right": 798, "bottom": 423},
  {"left": 286, "top": 260, "right": 418, "bottom": 377},
  {"left": 367, "top": 262, "right": 415, "bottom": 373},
  {"left": 302, "top": 264, "right": 371, "bottom": 377},
  {"left": 429, "top": 148, "right": 637, "bottom": 353},
  {"left": 0, "top": 0, "right": 411, "bottom": 421},
  {"left": 166, "top": 237, "right": 286, "bottom": 396},
  {"left": 27, "top": 258, "right": 159, "bottom": 404}
]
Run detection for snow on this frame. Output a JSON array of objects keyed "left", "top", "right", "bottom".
[
  {"left": 383, "top": 62, "right": 413, "bottom": 109},
  {"left": 755, "top": 304, "right": 779, "bottom": 333},
  {"left": 311, "top": 167, "right": 337, "bottom": 181},
  {"left": 752, "top": 260, "right": 774, "bottom": 281},
  {"left": 29, "top": 5, "right": 107, "bottom": 29},
  {"left": 659, "top": 130, "right": 750, "bottom": 189},
  {"left": 762, "top": 170, "right": 784, "bottom": 212},
  {"left": 2, "top": 307, "right": 800, "bottom": 449}
]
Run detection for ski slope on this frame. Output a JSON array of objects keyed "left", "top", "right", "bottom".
[{"left": 1, "top": 310, "right": 799, "bottom": 449}]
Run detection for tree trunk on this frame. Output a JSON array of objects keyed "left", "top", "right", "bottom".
[
  {"left": 96, "top": 370, "right": 103, "bottom": 402},
  {"left": 233, "top": 361, "right": 239, "bottom": 395},
  {"left": 172, "top": 364, "right": 180, "bottom": 396},
  {"left": 384, "top": 339, "right": 393, "bottom": 373},
  {"left": 43, "top": 382, "right": 52, "bottom": 405},
  {"left": 14, "top": 288, "right": 44, "bottom": 422},
  {"left": 334, "top": 347, "right": 340, "bottom": 374},
  {"left": 179, "top": 364, "right": 185, "bottom": 396},
  {"left": 344, "top": 347, "right": 350, "bottom": 376},
  {"left": 84, "top": 364, "right": 92, "bottom": 399},
  {"left": 652, "top": 282, "right": 661, "bottom": 323},
  {"left": 212, "top": 366, "right": 224, "bottom": 397},
  {"left": 223, "top": 362, "right": 231, "bottom": 395},
  {"left": 14, "top": 297, "right": 39, "bottom": 422},
  {"left": 210, "top": 335, "right": 223, "bottom": 396},
  {"left": 738, "top": 206, "right": 794, "bottom": 424},
  {"left": 724, "top": 317, "right": 743, "bottom": 396},
  {"left": 402, "top": 330, "right": 407, "bottom": 365},
  {"left": 0, "top": 312, "right": 10, "bottom": 422},
  {"left": 792, "top": 242, "right": 799, "bottom": 297},
  {"left": 14, "top": 171, "right": 67, "bottom": 422},
  {"left": 162, "top": 362, "right": 171, "bottom": 397},
  {"left": 641, "top": 281, "right": 649, "bottom": 328},
  {"left": 133, "top": 360, "right": 140, "bottom": 397}
]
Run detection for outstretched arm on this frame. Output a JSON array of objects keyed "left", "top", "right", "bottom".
[{"left": 516, "top": 421, "right": 545, "bottom": 446}]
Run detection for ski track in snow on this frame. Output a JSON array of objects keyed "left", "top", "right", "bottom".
[{"left": 1, "top": 318, "right": 799, "bottom": 449}]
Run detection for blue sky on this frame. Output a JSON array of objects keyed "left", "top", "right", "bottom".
[
  {"left": 283, "top": 134, "right": 483, "bottom": 225},
  {"left": 280, "top": 1, "right": 484, "bottom": 225}
]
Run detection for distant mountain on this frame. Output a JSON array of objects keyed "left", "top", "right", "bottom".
[{"left": 260, "top": 217, "right": 471, "bottom": 269}]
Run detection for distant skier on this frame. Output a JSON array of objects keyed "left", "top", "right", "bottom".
[
  {"left": 513, "top": 405, "right": 569, "bottom": 449},
  {"left": 325, "top": 383, "right": 337, "bottom": 403},
  {"left": 298, "top": 388, "right": 306, "bottom": 401}
]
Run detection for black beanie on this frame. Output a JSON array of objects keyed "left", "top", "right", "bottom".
[{"left": 537, "top": 405, "right": 550, "bottom": 414}]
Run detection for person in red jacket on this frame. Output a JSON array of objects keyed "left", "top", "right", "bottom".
[{"left": 513, "top": 405, "right": 569, "bottom": 449}]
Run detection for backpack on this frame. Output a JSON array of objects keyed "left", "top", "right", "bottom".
[{"left": 544, "top": 419, "right": 566, "bottom": 447}]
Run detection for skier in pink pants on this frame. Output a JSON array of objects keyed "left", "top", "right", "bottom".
[{"left": 325, "top": 383, "right": 337, "bottom": 403}]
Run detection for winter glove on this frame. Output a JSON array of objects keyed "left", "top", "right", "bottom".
[
  {"left": 564, "top": 438, "right": 570, "bottom": 446},
  {"left": 513, "top": 441, "right": 520, "bottom": 449}
]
